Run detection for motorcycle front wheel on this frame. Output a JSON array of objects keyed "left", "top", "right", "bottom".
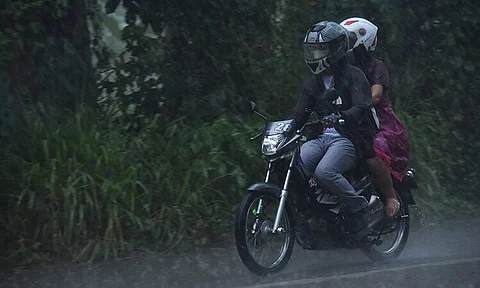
[{"left": 234, "top": 191, "right": 295, "bottom": 276}]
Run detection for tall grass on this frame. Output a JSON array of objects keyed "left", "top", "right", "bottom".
[
  {"left": 2, "top": 103, "right": 478, "bottom": 268},
  {"left": 0, "top": 105, "right": 264, "bottom": 266},
  {"left": 397, "top": 110, "right": 478, "bottom": 220}
]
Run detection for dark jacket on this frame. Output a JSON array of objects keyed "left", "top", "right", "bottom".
[{"left": 292, "top": 63, "right": 376, "bottom": 159}]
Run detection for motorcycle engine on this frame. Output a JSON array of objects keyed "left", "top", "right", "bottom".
[
  {"left": 295, "top": 213, "right": 332, "bottom": 250},
  {"left": 306, "top": 216, "right": 329, "bottom": 235}
]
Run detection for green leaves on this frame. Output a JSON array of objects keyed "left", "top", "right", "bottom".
[
  {"left": 104, "top": 0, "right": 278, "bottom": 123},
  {"left": 2, "top": 0, "right": 480, "bottom": 267},
  {"left": 1, "top": 106, "right": 264, "bottom": 264}
]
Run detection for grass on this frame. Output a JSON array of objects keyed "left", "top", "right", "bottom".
[
  {"left": 397, "top": 110, "right": 479, "bottom": 222},
  {"left": 0, "top": 105, "right": 265, "bottom": 268},
  {"left": 0, "top": 104, "right": 478, "bottom": 269}
]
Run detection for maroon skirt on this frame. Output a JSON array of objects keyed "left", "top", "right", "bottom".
[{"left": 373, "top": 105, "right": 410, "bottom": 182}]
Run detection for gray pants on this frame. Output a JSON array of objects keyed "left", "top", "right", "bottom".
[{"left": 300, "top": 132, "right": 368, "bottom": 213}]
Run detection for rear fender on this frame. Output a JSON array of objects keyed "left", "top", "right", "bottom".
[
  {"left": 393, "top": 179, "right": 416, "bottom": 206},
  {"left": 398, "top": 168, "right": 418, "bottom": 205},
  {"left": 398, "top": 185, "right": 416, "bottom": 205}
]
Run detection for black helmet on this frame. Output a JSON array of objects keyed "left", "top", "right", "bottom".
[{"left": 303, "top": 21, "right": 350, "bottom": 74}]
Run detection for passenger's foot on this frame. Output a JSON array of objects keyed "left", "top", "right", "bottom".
[{"left": 385, "top": 197, "right": 400, "bottom": 217}]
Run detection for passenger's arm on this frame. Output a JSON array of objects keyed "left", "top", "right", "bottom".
[
  {"left": 370, "top": 60, "right": 389, "bottom": 107},
  {"left": 371, "top": 84, "right": 383, "bottom": 106}
]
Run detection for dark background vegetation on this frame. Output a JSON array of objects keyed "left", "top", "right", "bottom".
[{"left": 1, "top": 0, "right": 479, "bottom": 267}]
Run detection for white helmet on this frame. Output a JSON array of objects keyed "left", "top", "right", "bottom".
[{"left": 340, "top": 17, "right": 378, "bottom": 52}]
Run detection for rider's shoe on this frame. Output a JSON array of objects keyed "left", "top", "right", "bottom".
[
  {"left": 343, "top": 196, "right": 385, "bottom": 239},
  {"left": 341, "top": 205, "right": 369, "bottom": 237},
  {"left": 350, "top": 208, "right": 369, "bottom": 232}
]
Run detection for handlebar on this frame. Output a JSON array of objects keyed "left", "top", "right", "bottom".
[
  {"left": 250, "top": 116, "right": 345, "bottom": 141},
  {"left": 297, "top": 118, "right": 345, "bottom": 134}
]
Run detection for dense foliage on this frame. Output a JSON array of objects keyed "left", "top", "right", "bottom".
[{"left": 0, "top": 0, "right": 478, "bottom": 267}]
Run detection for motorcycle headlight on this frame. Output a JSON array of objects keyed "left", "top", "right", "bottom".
[{"left": 261, "top": 134, "right": 286, "bottom": 155}]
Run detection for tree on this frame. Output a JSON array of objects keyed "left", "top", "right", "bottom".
[
  {"left": 0, "top": 0, "right": 99, "bottom": 115},
  {"left": 103, "top": 0, "right": 277, "bottom": 122}
]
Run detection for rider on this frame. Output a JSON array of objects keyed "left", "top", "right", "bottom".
[
  {"left": 340, "top": 17, "right": 410, "bottom": 217},
  {"left": 293, "top": 20, "right": 377, "bottom": 234}
]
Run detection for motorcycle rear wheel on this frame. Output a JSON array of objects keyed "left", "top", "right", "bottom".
[{"left": 362, "top": 191, "right": 410, "bottom": 261}]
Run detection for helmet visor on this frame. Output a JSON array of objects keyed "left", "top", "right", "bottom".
[{"left": 304, "top": 43, "right": 330, "bottom": 62}]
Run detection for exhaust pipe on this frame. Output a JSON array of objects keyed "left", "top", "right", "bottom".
[{"left": 367, "top": 196, "right": 385, "bottom": 229}]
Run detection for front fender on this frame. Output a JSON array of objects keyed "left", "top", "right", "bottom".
[
  {"left": 247, "top": 182, "right": 282, "bottom": 198},
  {"left": 246, "top": 182, "right": 296, "bottom": 225}
]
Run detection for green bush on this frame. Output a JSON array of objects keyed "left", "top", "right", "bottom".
[
  {"left": 397, "top": 111, "right": 478, "bottom": 219},
  {"left": 0, "top": 106, "right": 265, "bottom": 266},
  {"left": 2, "top": 0, "right": 479, "bottom": 268},
  {"left": 1, "top": 102, "right": 478, "bottom": 268}
]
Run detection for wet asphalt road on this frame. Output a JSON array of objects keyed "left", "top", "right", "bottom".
[{"left": 1, "top": 215, "right": 480, "bottom": 288}]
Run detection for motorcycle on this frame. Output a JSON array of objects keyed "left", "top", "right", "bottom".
[{"left": 234, "top": 90, "right": 417, "bottom": 276}]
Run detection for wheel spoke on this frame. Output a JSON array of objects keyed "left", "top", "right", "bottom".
[
  {"left": 242, "top": 194, "right": 291, "bottom": 269},
  {"left": 368, "top": 201, "right": 408, "bottom": 256}
]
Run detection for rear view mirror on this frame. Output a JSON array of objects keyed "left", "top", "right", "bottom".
[
  {"left": 250, "top": 101, "right": 259, "bottom": 112},
  {"left": 249, "top": 101, "right": 267, "bottom": 121}
]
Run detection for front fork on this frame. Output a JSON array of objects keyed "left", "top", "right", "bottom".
[
  {"left": 272, "top": 153, "right": 295, "bottom": 233},
  {"left": 252, "top": 153, "right": 296, "bottom": 235},
  {"left": 252, "top": 163, "right": 272, "bottom": 234}
]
